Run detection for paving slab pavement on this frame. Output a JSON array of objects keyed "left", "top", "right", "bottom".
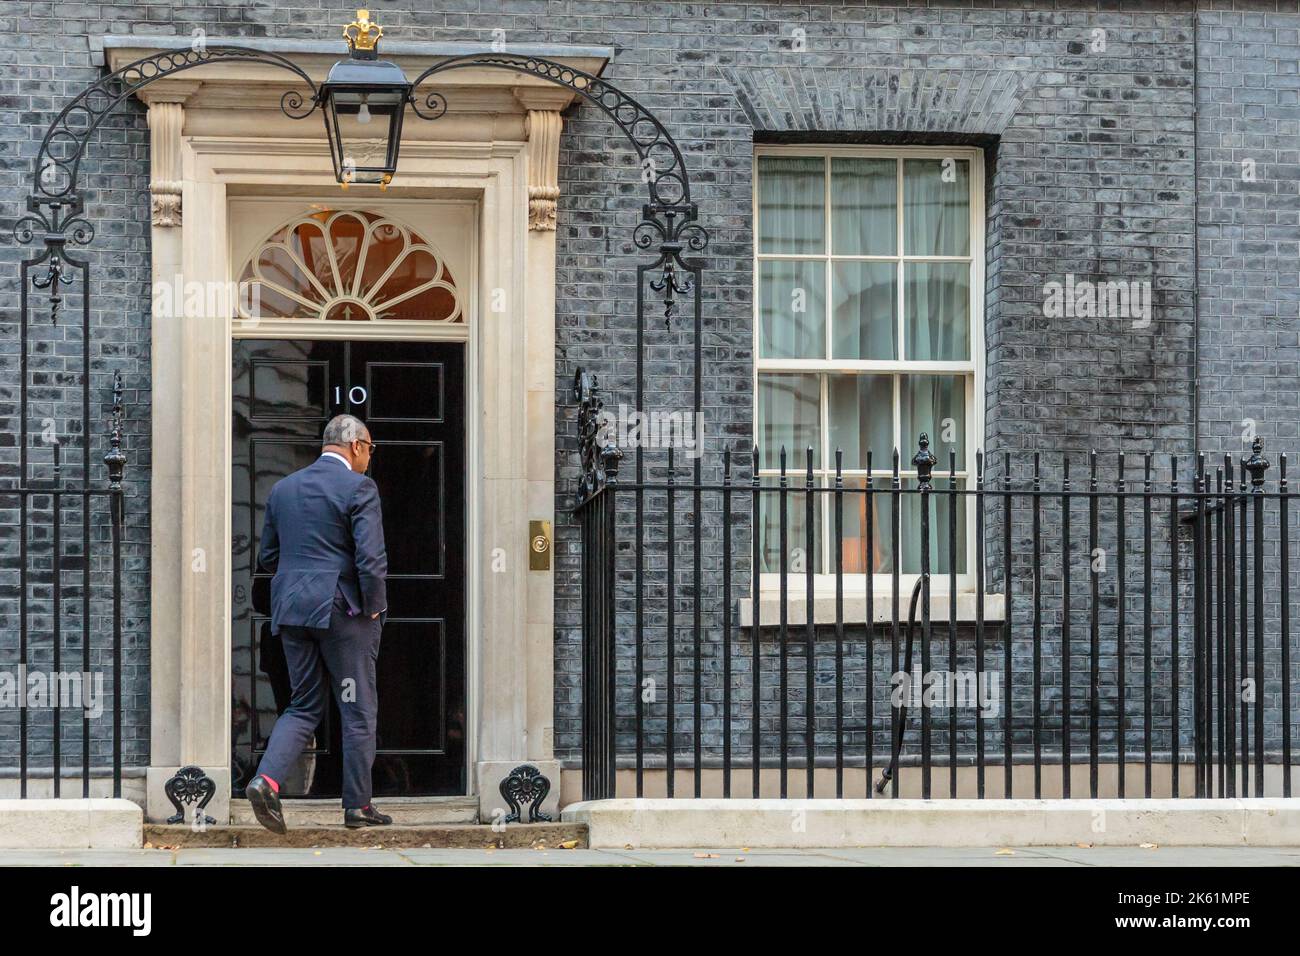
[{"left": 0, "top": 846, "right": 1298, "bottom": 866}]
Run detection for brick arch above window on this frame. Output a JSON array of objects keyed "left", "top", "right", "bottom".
[
  {"left": 721, "top": 66, "right": 1037, "bottom": 138},
  {"left": 237, "top": 209, "right": 463, "bottom": 323}
]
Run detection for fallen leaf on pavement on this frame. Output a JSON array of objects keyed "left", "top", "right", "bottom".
[
  {"left": 693, "top": 852, "right": 718, "bottom": 859},
  {"left": 995, "top": 848, "right": 1015, "bottom": 856},
  {"left": 557, "top": 840, "right": 579, "bottom": 849},
  {"left": 1140, "top": 843, "right": 1159, "bottom": 849}
]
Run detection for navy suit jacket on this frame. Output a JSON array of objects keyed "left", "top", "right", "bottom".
[{"left": 257, "top": 454, "right": 388, "bottom": 635}]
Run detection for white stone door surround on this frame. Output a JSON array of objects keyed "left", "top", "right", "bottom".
[{"left": 108, "top": 35, "right": 612, "bottom": 823}]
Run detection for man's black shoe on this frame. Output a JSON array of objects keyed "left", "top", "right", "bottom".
[
  {"left": 344, "top": 805, "right": 393, "bottom": 828},
  {"left": 244, "top": 775, "right": 287, "bottom": 835}
]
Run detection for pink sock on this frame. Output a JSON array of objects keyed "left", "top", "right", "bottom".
[{"left": 260, "top": 773, "right": 279, "bottom": 793}]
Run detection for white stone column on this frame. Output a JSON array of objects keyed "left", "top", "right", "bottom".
[
  {"left": 140, "top": 89, "right": 234, "bottom": 824},
  {"left": 146, "top": 97, "right": 185, "bottom": 774},
  {"left": 174, "top": 163, "right": 233, "bottom": 818},
  {"left": 474, "top": 93, "right": 567, "bottom": 822}
]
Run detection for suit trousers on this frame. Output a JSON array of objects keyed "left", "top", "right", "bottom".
[{"left": 256, "top": 592, "right": 383, "bottom": 809}]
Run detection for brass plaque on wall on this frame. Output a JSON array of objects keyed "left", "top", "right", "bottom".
[{"left": 529, "top": 519, "right": 552, "bottom": 571}]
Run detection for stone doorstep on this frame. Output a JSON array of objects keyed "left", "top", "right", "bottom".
[
  {"left": 227, "top": 795, "right": 479, "bottom": 827},
  {"left": 145, "top": 822, "right": 588, "bottom": 850}
]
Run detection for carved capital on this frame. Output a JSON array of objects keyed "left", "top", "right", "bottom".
[
  {"left": 147, "top": 100, "right": 185, "bottom": 227},
  {"left": 523, "top": 108, "right": 562, "bottom": 232}
]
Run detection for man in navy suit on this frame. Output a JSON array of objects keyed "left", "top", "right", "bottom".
[{"left": 244, "top": 413, "right": 392, "bottom": 832}]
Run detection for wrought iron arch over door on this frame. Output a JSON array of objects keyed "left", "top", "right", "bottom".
[
  {"left": 21, "top": 46, "right": 708, "bottom": 439},
  {"left": 25, "top": 47, "right": 707, "bottom": 337}
]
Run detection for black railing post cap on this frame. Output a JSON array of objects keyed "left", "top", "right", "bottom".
[
  {"left": 913, "top": 433, "right": 937, "bottom": 489},
  {"left": 1243, "top": 437, "right": 1270, "bottom": 491}
]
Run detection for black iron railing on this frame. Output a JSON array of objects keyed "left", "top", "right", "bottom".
[
  {"left": 1, "top": 376, "right": 128, "bottom": 799},
  {"left": 574, "top": 406, "right": 1297, "bottom": 801}
]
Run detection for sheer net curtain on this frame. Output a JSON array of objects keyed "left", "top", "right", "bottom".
[
  {"left": 902, "top": 159, "right": 970, "bottom": 573},
  {"left": 756, "top": 158, "right": 817, "bottom": 573},
  {"left": 830, "top": 157, "right": 895, "bottom": 574},
  {"left": 758, "top": 156, "right": 824, "bottom": 361}
]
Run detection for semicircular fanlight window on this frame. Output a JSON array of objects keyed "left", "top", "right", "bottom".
[{"left": 237, "top": 209, "right": 462, "bottom": 323}]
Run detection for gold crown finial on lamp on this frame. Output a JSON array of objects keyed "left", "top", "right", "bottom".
[
  {"left": 343, "top": 9, "right": 383, "bottom": 53},
  {"left": 323, "top": 7, "right": 408, "bottom": 189}
]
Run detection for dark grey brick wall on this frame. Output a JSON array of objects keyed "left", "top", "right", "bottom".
[
  {"left": 4, "top": 0, "right": 1296, "bottom": 783},
  {"left": 1197, "top": 5, "right": 1300, "bottom": 459}
]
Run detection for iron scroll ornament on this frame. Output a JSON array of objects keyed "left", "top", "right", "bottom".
[
  {"left": 409, "top": 53, "right": 709, "bottom": 326},
  {"left": 410, "top": 53, "right": 692, "bottom": 207},
  {"left": 17, "top": 45, "right": 321, "bottom": 323},
  {"left": 499, "top": 764, "right": 553, "bottom": 823},
  {"left": 30, "top": 45, "right": 320, "bottom": 208},
  {"left": 574, "top": 368, "right": 623, "bottom": 507},
  {"left": 163, "top": 765, "right": 218, "bottom": 826}
]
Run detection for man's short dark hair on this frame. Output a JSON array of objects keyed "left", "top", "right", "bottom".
[{"left": 322, "top": 414, "right": 367, "bottom": 447}]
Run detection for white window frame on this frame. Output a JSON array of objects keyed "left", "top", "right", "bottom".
[{"left": 752, "top": 144, "right": 986, "bottom": 599}]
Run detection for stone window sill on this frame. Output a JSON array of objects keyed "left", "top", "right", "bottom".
[{"left": 739, "top": 592, "right": 1007, "bottom": 629}]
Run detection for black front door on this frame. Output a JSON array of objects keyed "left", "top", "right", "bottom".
[{"left": 231, "top": 339, "right": 466, "bottom": 797}]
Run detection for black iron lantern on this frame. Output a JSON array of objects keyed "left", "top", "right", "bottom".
[{"left": 319, "top": 9, "right": 411, "bottom": 188}]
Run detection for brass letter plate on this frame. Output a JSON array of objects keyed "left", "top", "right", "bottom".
[{"left": 529, "top": 519, "right": 552, "bottom": 571}]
